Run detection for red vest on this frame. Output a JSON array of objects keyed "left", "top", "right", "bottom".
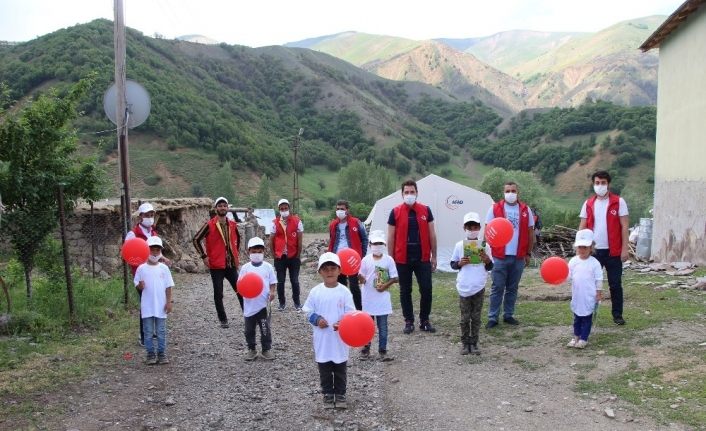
[
  {"left": 392, "top": 203, "right": 431, "bottom": 264},
  {"left": 328, "top": 216, "right": 364, "bottom": 256},
  {"left": 205, "top": 217, "right": 239, "bottom": 269},
  {"left": 491, "top": 200, "right": 530, "bottom": 259},
  {"left": 129, "top": 224, "right": 158, "bottom": 274},
  {"left": 273, "top": 215, "right": 301, "bottom": 258},
  {"left": 585, "top": 193, "right": 622, "bottom": 257}
]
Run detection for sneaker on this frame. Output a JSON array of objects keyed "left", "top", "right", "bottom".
[
  {"left": 485, "top": 320, "right": 498, "bottom": 329},
  {"left": 335, "top": 394, "right": 347, "bottom": 409},
  {"left": 261, "top": 349, "right": 275, "bottom": 360},
  {"left": 220, "top": 320, "right": 230, "bottom": 328},
  {"left": 460, "top": 344, "right": 470, "bottom": 355},
  {"left": 277, "top": 304, "right": 286, "bottom": 311},
  {"left": 575, "top": 340, "right": 588, "bottom": 349},
  {"left": 157, "top": 353, "right": 170, "bottom": 364},
  {"left": 419, "top": 321, "right": 436, "bottom": 333},
  {"left": 470, "top": 343, "right": 481, "bottom": 355},
  {"left": 145, "top": 353, "right": 157, "bottom": 365},
  {"left": 566, "top": 338, "right": 578, "bottom": 348},
  {"left": 360, "top": 346, "right": 371, "bottom": 360},
  {"left": 613, "top": 316, "right": 626, "bottom": 325},
  {"left": 378, "top": 350, "right": 394, "bottom": 362},
  {"left": 403, "top": 321, "right": 415, "bottom": 334},
  {"left": 323, "top": 394, "right": 335, "bottom": 409},
  {"left": 138, "top": 337, "right": 145, "bottom": 347},
  {"left": 295, "top": 304, "right": 303, "bottom": 312},
  {"left": 244, "top": 349, "right": 258, "bottom": 361},
  {"left": 503, "top": 316, "right": 520, "bottom": 325}
]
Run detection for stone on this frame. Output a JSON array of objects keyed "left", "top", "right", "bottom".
[
  {"left": 604, "top": 408, "right": 615, "bottom": 419},
  {"left": 165, "top": 397, "right": 176, "bottom": 406},
  {"left": 524, "top": 406, "right": 534, "bottom": 412}
]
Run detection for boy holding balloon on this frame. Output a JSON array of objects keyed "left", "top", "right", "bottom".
[
  {"left": 303, "top": 252, "right": 356, "bottom": 409},
  {"left": 566, "top": 229, "right": 603, "bottom": 349},
  {"left": 237, "top": 237, "right": 277, "bottom": 361}
]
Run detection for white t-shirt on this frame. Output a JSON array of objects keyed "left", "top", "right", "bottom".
[
  {"left": 486, "top": 204, "right": 534, "bottom": 256},
  {"left": 450, "top": 240, "right": 492, "bottom": 297},
  {"left": 579, "top": 197, "right": 629, "bottom": 249},
  {"left": 270, "top": 217, "right": 304, "bottom": 255},
  {"left": 134, "top": 263, "right": 174, "bottom": 319},
  {"left": 568, "top": 256, "right": 603, "bottom": 317},
  {"left": 239, "top": 262, "right": 277, "bottom": 318},
  {"left": 359, "top": 254, "right": 398, "bottom": 316},
  {"left": 302, "top": 283, "right": 355, "bottom": 364},
  {"left": 335, "top": 222, "right": 349, "bottom": 253}
]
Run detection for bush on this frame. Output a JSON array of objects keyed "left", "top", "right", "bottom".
[{"left": 143, "top": 174, "right": 162, "bottom": 186}]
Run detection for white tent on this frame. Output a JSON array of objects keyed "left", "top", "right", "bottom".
[
  {"left": 253, "top": 208, "right": 276, "bottom": 235},
  {"left": 365, "top": 174, "right": 494, "bottom": 272}
]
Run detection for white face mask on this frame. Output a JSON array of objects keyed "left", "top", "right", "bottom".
[
  {"left": 141, "top": 218, "right": 154, "bottom": 228},
  {"left": 465, "top": 230, "right": 479, "bottom": 240},
  {"left": 504, "top": 192, "right": 518, "bottom": 204},
  {"left": 593, "top": 184, "right": 608, "bottom": 197},
  {"left": 280, "top": 210, "right": 289, "bottom": 218},
  {"left": 249, "top": 253, "right": 264, "bottom": 264},
  {"left": 370, "top": 245, "right": 385, "bottom": 256},
  {"left": 148, "top": 254, "right": 162, "bottom": 263},
  {"left": 403, "top": 194, "right": 417, "bottom": 206},
  {"left": 336, "top": 210, "right": 347, "bottom": 220}
]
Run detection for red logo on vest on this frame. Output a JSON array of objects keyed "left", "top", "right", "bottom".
[
  {"left": 610, "top": 209, "right": 617, "bottom": 215},
  {"left": 421, "top": 215, "right": 427, "bottom": 221}
]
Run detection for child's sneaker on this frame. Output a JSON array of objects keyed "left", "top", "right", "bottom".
[
  {"left": 378, "top": 350, "right": 394, "bottom": 361},
  {"left": 335, "top": 394, "right": 347, "bottom": 409},
  {"left": 261, "top": 349, "right": 275, "bottom": 360},
  {"left": 323, "top": 394, "right": 335, "bottom": 409},
  {"left": 360, "top": 345, "right": 371, "bottom": 360},
  {"left": 566, "top": 338, "right": 578, "bottom": 348},
  {"left": 157, "top": 353, "right": 169, "bottom": 364},
  {"left": 244, "top": 348, "right": 258, "bottom": 361},
  {"left": 575, "top": 340, "right": 588, "bottom": 349},
  {"left": 470, "top": 343, "right": 481, "bottom": 355},
  {"left": 460, "top": 344, "right": 470, "bottom": 355},
  {"left": 145, "top": 353, "right": 157, "bottom": 365}
]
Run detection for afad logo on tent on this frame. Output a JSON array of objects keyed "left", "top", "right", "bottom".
[{"left": 445, "top": 195, "right": 463, "bottom": 210}]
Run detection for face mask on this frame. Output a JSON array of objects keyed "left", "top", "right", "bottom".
[
  {"left": 249, "top": 253, "right": 264, "bottom": 264},
  {"left": 465, "top": 230, "right": 479, "bottom": 240},
  {"left": 504, "top": 193, "right": 517, "bottom": 204},
  {"left": 336, "top": 210, "right": 347, "bottom": 220},
  {"left": 370, "top": 245, "right": 385, "bottom": 256},
  {"left": 141, "top": 218, "right": 154, "bottom": 228},
  {"left": 280, "top": 210, "right": 289, "bottom": 218},
  {"left": 403, "top": 194, "right": 417, "bottom": 206},
  {"left": 593, "top": 184, "right": 608, "bottom": 197},
  {"left": 148, "top": 254, "right": 162, "bottom": 263}
]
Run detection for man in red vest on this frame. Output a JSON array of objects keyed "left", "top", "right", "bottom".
[
  {"left": 327, "top": 199, "right": 368, "bottom": 310},
  {"left": 192, "top": 197, "right": 242, "bottom": 328},
  {"left": 387, "top": 179, "right": 438, "bottom": 334},
  {"left": 485, "top": 181, "right": 535, "bottom": 328},
  {"left": 579, "top": 170, "right": 629, "bottom": 325},
  {"left": 270, "top": 198, "right": 304, "bottom": 311}
]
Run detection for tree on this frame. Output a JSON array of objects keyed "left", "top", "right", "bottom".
[
  {"left": 337, "top": 160, "right": 394, "bottom": 206},
  {"left": 212, "top": 161, "right": 235, "bottom": 203},
  {"left": 255, "top": 175, "right": 271, "bottom": 207},
  {"left": 0, "top": 76, "right": 106, "bottom": 299},
  {"left": 480, "top": 167, "right": 545, "bottom": 209}
]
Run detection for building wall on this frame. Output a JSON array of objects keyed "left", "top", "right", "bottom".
[{"left": 652, "top": 5, "right": 706, "bottom": 264}]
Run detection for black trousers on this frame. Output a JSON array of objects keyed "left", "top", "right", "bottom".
[
  {"left": 244, "top": 307, "right": 271, "bottom": 350},
  {"left": 396, "top": 260, "right": 433, "bottom": 323},
  {"left": 594, "top": 249, "right": 624, "bottom": 318},
  {"left": 209, "top": 267, "right": 243, "bottom": 323},
  {"left": 337, "top": 274, "right": 362, "bottom": 311},
  {"left": 274, "top": 256, "right": 301, "bottom": 307},
  {"left": 317, "top": 361, "right": 347, "bottom": 395}
]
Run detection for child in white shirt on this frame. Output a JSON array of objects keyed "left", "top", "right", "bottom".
[
  {"left": 238, "top": 237, "right": 277, "bottom": 361},
  {"left": 566, "top": 229, "right": 603, "bottom": 349},
  {"left": 358, "top": 230, "right": 398, "bottom": 361},
  {"left": 134, "top": 236, "right": 174, "bottom": 365},
  {"left": 303, "top": 252, "right": 355, "bottom": 410},
  {"left": 450, "top": 212, "right": 493, "bottom": 355}
]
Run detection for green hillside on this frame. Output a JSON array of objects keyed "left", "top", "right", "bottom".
[{"left": 306, "top": 32, "right": 422, "bottom": 66}]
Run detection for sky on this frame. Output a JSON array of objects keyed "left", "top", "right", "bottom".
[{"left": 0, "top": 0, "right": 684, "bottom": 47}]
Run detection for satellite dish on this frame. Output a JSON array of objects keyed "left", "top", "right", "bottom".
[{"left": 103, "top": 80, "right": 151, "bottom": 129}]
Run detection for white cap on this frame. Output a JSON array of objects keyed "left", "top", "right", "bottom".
[
  {"left": 146, "top": 236, "right": 163, "bottom": 248},
  {"left": 247, "top": 237, "right": 265, "bottom": 249},
  {"left": 574, "top": 229, "right": 594, "bottom": 247},
  {"left": 463, "top": 211, "right": 481, "bottom": 225},
  {"left": 214, "top": 196, "right": 228, "bottom": 207},
  {"left": 368, "top": 230, "right": 386, "bottom": 244},
  {"left": 317, "top": 252, "right": 341, "bottom": 270},
  {"left": 277, "top": 198, "right": 290, "bottom": 208},
  {"left": 138, "top": 203, "right": 154, "bottom": 214}
]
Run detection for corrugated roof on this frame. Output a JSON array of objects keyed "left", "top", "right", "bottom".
[{"left": 640, "top": 0, "right": 706, "bottom": 51}]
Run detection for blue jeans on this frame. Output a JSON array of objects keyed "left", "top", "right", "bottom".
[
  {"left": 366, "top": 314, "right": 389, "bottom": 352},
  {"left": 142, "top": 317, "right": 167, "bottom": 355},
  {"left": 488, "top": 256, "right": 525, "bottom": 322},
  {"left": 593, "top": 249, "right": 623, "bottom": 318},
  {"left": 573, "top": 313, "right": 594, "bottom": 341},
  {"left": 396, "top": 260, "right": 433, "bottom": 323}
]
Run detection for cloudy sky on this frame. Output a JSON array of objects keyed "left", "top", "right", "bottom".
[{"left": 0, "top": 0, "right": 683, "bottom": 47}]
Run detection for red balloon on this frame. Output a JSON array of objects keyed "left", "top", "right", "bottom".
[
  {"left": 337, "top": 248, "right": 361, "bottom": 276},
  {"left": 121, "top": 238, "right": 149, "bottom": 266},
  {"left": 237, "top": 272, "right": 265, "bottom": 298},
  {"left": 540, "top": 256, "right": 570, "bottom": 285},
  {"left": 485, "top": 217, "right": 514, "bottom": 248},
  {"left": 338, "top": 311, "right": 375, "bottom": 347}
]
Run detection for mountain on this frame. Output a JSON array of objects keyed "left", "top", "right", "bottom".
[
  {"left": 297, "top": 31, "right": 422, "bottom": 66},
  {"left": 176, "top": 34, "right": 220, "bottom": 45}
]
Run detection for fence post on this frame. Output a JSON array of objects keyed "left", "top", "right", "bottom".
[
  {"left": 57, "top": 184, "right": 75, "bottom": 321},
  {"left": 90, "top": 200, "right": 96, "bottom": 278}
]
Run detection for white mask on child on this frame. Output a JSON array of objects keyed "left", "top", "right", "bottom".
[
  {"left": 370, "top": 245, "right": 385, "bottom": 256},
  {"left": 249, "top": 253, "right": 264, "bottom": 264},
  {"left": 465, "top": 230, "right": 479, "bottom": 240},
  {"left": 141, "top": 218, "right": 154, "bottom": 228},
  {"left": 148, "top": 254, "right": 162, "bottom": 263}
]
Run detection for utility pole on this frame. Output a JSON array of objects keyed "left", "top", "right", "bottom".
[
  {"left": 114, "top": 0, "right": 131, "bottom": 305},
  {"left": 292, "top": 128, "right": 303, "bottom": 214}
]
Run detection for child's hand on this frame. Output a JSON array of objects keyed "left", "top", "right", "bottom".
[
  {"left": 317, "top": 317, "right": 329, "bottom": 329},
  {"left": 358, "top": 275, "right": 365, "bottom": 285},
  {"left": 479, "top": 250, "right": 491, "bottom": 264},
  {"left": 596, "top": 291, "right": 603, "bottom": 302},
  {"left": 268, "top": 291, "right": 275, "bottom": 302},
  {"left": 165, "top": 302, "right": 172, "bottom": 314},
  {"left": 459, "top": 256, "right": 470, "bottom": 267},
  {"left": 332, "top": 322, "right": 339, "bottom": 331},
  {"left": 137, "top": 280, "right": 145, "bottom": 291}
]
